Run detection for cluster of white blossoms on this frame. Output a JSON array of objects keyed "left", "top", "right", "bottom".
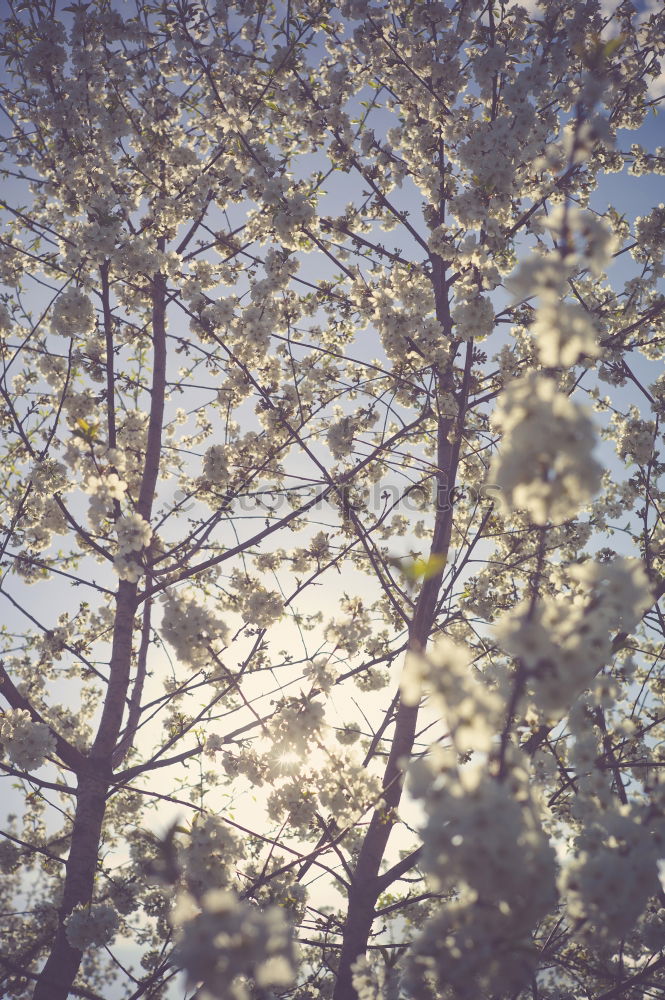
[
  {"left": 0, "top": 301, "right": 12, "bottom": 333},
  {"left": 402, "top": 637, "right": 502, "bottom": 752},
  {"left": 561, "top": 805, "right": 662, "bottom": 940},
  {"left": 611, "top": 410, "right": 657, "bottom": 466},
  {"left": 0, "top": 241, "right": 21, "bottom": 287},
  {"left": 451, "top": 292, "right": 495, "bottom": 341},
  {"left": 531, "top": 299, "right": 601, "bottom": 368},
  {"left": 557, "top": 697, "right": 665, "bottom": 940},
  {"left": 233, "top": 302, "right": 277, "bottom": 360},
  {"left": 29, "top": 457, "right": 68, "bottom": 496},
  {"left": 336, "top": 721, "right": 361, "bottom": 745},
  {"left": 266, "top": 753, "right": 380, "bottom": 833},
  {"left": 325, "top": 596, "right": 373, "bottom": 656},
  {"left": 405, "top": 893, "right": 548, "bottom": 1000},
  {"left": 64, "top": 902, "right": 119, "bottom": 951},
  {"left": 228, "top": 572, "right": 283, "bottom": 629},
  {"left": 184, "top": 814, "right": 243, "bottom": 896},
  {"left": 561, "top": 832, "right": 659, "bottom": 939},
  {"left": 84, "top": 472, "right": 127, "bottom": 530},
  {"left": 267, "top": 775, "right": 318, "bottom": 833},
  {"left": 495, "top": 558, "right": 652, "bottom": 719},
  {"left": 302, "top": 655, "right": 338, "bottom": 693},
  {"left": 202, "top": 444, "right": 230, "bottom": 484},
  {"left": 403, "top": 638, "right": 557, "bottom": 997},
  {"left": 351, "top": 956, "right": 389, "bottom": 1000},
  {"left": 274, "top": 191, "right": 316, "bottom": 248},
  {"left": 0, "top": 709, "right": 56, "bottom": 771},
  {"left": 160, "top": 589, "right": 229, "bottom": 670},
  {"left": 115, "top": 513, "right": 152, "bottom": 555},
  {"left": 50, "top": 287, "right": 96, "bottom": 337},
  {"left": 357, "top": 266, "right": 448, "bottom": 367},
  {"left": 418, "top": 761, "right": 556, "bottom": 914},
  {"left": 201, "top": 298, "right": 236, "bottom": 330},
  {"left": 171, "top": 890, "right": 294, "bottom": 1000},
  {"left": 37, "top": 350, "right": 68, "bottom": 387},
  {"left": 268, "top": 697, "right": 325, "bottom": 757},
  {"left": 220, "top": 747, "right": 269, "bottom": 788},
  {"left": 317, "top": 752, "right": 381, "bottom": 826},
  {"left": 0, "top": 839, "right": 21, "bottom": 874},
  {"left": 18, "top": 459, "right": 70, "bottom": 555},
  {"left": 252, "top": 874, "right": 307, "bottom": 926},
  {"left": 248, "top": 247, "right": 296, "bottom": 306},
  {"left": 507, "top": 207, "right": 615, "bottom": 368},
  {"left": 327, "top": 414, "right": 356, "bottom": 460},
  {"left": 489, "top": 372, "right": 603, "bottom": 524},
  {"left": 632, "top": 202, "right": 665, "bottom": 267},
  {"left": 113, "top": 512, "right": 152, "bottom": 582}
]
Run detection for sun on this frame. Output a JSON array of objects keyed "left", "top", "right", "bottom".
[{"left": 276, "top": 750, "right": 302, "bottom": 772}]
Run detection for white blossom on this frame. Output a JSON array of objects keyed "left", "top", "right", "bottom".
[
  {"left": 561, "top": 809, "right": 661, "bottom": 938},
  {"left": 495, "top": 558, "right": 652, "bottom": 718},
  {"left": 171, "top": 890, "right": 294, "bottom": 1000},
  {"left": 490, "top": 373, "right": 602, "bottom": 523},
  {"left": 402, "top": 637, "right": 502, "bottom": 752},
  {"left": 202, "top": 444, "right": 230, "bottom": 484},
  {"left": 160, "top": 589, "right": 229, "bottom": 669},
  {"left": 531, "top": 300, "right": 600, "bottom": 368},
  {"left": 327, "top": 415, "right": 356, "bottom": 459},
  {"left": 451, "top": 293, "right": 495, "bottom": 341},
  {"left": 0, "top": 709, "right": 56, "bottom": 771},
  {"left": 115, "top": 513, "right": 152, "bottom": 555},
  {"left": 268, "top": 697, "right": 324, "bottom": 756},
  {"left": 64, "top": 902, "right": 118, "bottom": 950},
  {"left": 50, "top": 287, "right": 96, "bottom": 337},
  {"left": 184, "top": 814, "right": 243, "bottom": 895},
  {"left": 351, "top": 956, "right": 386, "bottom": 1000},
  {"left": 0, "top": 302, "right": 12, "bottom": 332},
  {"left": 113, "top": 553, "right": 145, "bottom": 583},
  {"left": 84, "top": 473, "right": 127, "bottom": 501},
  {"left": 303, "top": 655, "right": 338, "bottom": 692},
  {"left": 613, "top": 412, "right": 657, "bottom": 465}
]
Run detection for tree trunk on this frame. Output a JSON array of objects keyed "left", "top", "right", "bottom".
[
  {"left": 33, "top": 268, "right": 166, "bottom": 998},
  {"left": 332, "top": 341, "right": 471, "bottom": 998},
  {"left": 32, "top": 771, "right": 108, "bottom": 1000}
]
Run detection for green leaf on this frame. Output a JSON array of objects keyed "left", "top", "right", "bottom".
[
  {"left": 603, "top": 35, "right": 626, "bottom": 59},
  {"left": 387, "top": 552, "right": 448, "bottom": 584},
  {"left": 74, "top": 417, "right": 99, "bottom": 441},
  {"left": 406, "top": 553, "right": 448, "bottom": 581}
]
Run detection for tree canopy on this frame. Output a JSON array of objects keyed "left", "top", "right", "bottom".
[{"left": 0, "top": 1, "right": 664, "bottom": 999}]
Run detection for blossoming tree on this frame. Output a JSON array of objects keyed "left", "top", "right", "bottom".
[{"left": 0, "top": 0, "right": 664, "bottom": 998}]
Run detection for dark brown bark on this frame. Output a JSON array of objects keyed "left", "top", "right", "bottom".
[
  {"left": 332, "top": 342, "right": 472, "bottom": 1000},
  {"left": 32, "top": 770, "right": 109, "bottom": 1000},
  {"left": 32, "top": 270, "right": 167, "bottom": 1000}
]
